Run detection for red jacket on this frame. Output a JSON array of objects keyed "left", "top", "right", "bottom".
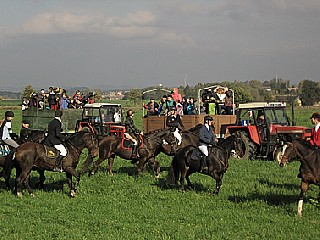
[{"left": 310, "top": 127, "right": 320, "bottom": 147}]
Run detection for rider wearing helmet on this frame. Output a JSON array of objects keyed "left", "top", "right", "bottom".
[
  {"left": 0, "top": 111, "right": 19, "bottom": 148},
  {"left": 198, "top": 115, "right": 216, "bottom": 173},
  {"left": 44, "top": 110, "right": 67, "bottom": 172},
  {"left": 124, "top": 109, "right": 143, "bottom": 160},
  {"left": 166, "top": 107, "right": 184, "bottom": 145}
]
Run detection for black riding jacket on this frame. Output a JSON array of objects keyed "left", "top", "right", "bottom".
[
  {"left": 166, "top": 114, "right": 184, "bottom": 129},
  {"left": 44, "top": 118, "right": 66, "bottom": 146},
  {"left": 125, "top": 116, "right": 141, "bottom": 134}
]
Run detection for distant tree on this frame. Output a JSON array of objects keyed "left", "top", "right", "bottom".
[
  {"left": 233, "top": 87, "right": 253, "bottom": 104},
  {"left": 93, "top": 89, "right": 103, "bottom": 101},
  {"left": 127, "top": 88, "right": 142, "bottom": 105},
  {"left": 299, "top": 79, "right": 320, "bottom": 106},
  {"left": 21, "top": 85, "right": 35, "bottom": 99}
]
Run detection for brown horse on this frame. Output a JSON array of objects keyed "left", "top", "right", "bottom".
[
  {"left": 280, "top": 139, "right": 320, "bottom": 217},
  {"left": 0, "top": 130, "right": 47, "bottom": 189},
  {"left": 14, "top": 131, "right": 99, "bottom": 197},
  {"left": 81, "top": 128, "right": 177, "bottom": 177},
  {"left": 168, "top": 135, "right": 244, "bottom": 195}
]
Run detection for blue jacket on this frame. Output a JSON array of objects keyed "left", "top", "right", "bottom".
[{"left": 199, "top": 124, "right": 215, "bottom": 146}]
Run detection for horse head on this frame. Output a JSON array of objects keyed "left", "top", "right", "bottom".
[
  {"left": 145, "top": 128, "right": 177, "bottom": 154},
  {"left": 279, "top": 142, "right": 294, "bottom": 167},
  {"left": 70, "top": 132, "right": 99, "bottom": 158}
]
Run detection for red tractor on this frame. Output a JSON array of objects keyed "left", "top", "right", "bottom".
[{"left": 227, "top": 102, "right": 312, "bottom": 161}]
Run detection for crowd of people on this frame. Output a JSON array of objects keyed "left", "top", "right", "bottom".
[
  {"left": 143, "top": 86, "right": 234, "bottom": 118},
  {"left": 143, "top": 93, "right": 196, "bottom": 117},
  {"left": 22, "top": 87, "right": 95, "bottom": 111}
]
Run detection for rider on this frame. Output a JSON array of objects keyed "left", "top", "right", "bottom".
[
  {"left": 0, "top": 111, "right": 19, "bottom": 149},
  {"left": 166, "top": 107, "right": 184, "bottom": 145},
  {"left": 44, "top": 109, "right": 67, "bottom": 172},
  {"left": 124, "top": 109, "right": 143, "bottom": 160},
  {"left": 19, "top": 119, "right": 32, "bottom": 144},
  {"left": 198, "top": 116, "right": 216, "bottom": 173},
  {"left": 309, "top": 112, "right": 320, "bottom": 148}
]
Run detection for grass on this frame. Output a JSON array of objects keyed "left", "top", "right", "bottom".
[{"left": 0, "top": 104, "right": 320, "bottom": 239}]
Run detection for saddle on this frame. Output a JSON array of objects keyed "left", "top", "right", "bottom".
[
  {"left": 43, "top": 145, "right": 68, "bottom": 159},
  {"left": 0, "top": 144, "right": 11, "bottom": 157},
  {"left": 121, "top": 135, "right": 144, "bottom": 150},
  {"left": 190, "top": 148, "right": 203, "bottom": 161}
]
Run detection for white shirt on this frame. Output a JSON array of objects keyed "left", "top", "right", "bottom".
[
  {"left": 204, "top": 123, "right": 210, "bottom": 131},
  {"left": 2, "top": 122, "right": 12, "bottom": 140},
  {"left": 315, "top": 122, "right": 320, "bottom": 132}
]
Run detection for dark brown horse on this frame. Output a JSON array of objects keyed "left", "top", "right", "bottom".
[
  {"left": 280, "top": 139, "right": 320, "bottom": 217},
  {"left": 0, "top": 130, "right": 47, "bottom": 189},
  {"left": 81, "top": 128, "right": 177, "bottom": 177},
  {"left": 14, "top": 131, "right": 99, "bottom": 197},
  {"left": 168, "top": 135, "right": 244, "bottom": 195}
]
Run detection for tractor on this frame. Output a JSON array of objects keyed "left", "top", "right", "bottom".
[{"left": 226, "top": 102, "right": 312, "bottom": 161}]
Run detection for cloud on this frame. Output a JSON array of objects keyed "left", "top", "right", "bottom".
[{"left": 2, "top": 10, "right": 195, "bottom": 47}]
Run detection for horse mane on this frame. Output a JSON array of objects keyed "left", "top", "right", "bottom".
[
  {"left": 293, "top": 138, "right": 314, "bottom": 149},
  {"left": 183, "top": 124, "right": 203, "bottom": 132},
  {"left": 145, "top": 128, "right": 169, "bottom": 136}
]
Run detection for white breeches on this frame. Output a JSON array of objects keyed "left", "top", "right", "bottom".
[
  {"left": 198, "top": 145, "right": 209, "bottom": 156},
  {"left": 124, "top": 133, "right": 138, "bottom": 145},
  {"left": 173, "top": 128, "right": 182, "bottom": 145},
  {"left": 54, "top": 144, "right": 67, "bottom": 156}
]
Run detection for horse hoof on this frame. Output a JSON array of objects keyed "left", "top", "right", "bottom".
[
  {"left": 70, "top": 190, "right": 77, "bottom": 198},
  {"left": 30, "top": 193, "right": 35, "bottom": 197},
  {"left": 17, "top": 192, "right": 23, "bottom": 198}
]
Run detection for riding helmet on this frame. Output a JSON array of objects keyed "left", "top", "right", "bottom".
[
  {"left": 127, "top": 109, "right": 134, "bottom": 116},
  {"left": 55, "top": 109, "right": 63, "bottom": 117},
  {"left": 204, "top": 115, "right": 213, "bottom": 122},
  {"left": 5, "top": 111, "right": 14, "bottom": 117}
]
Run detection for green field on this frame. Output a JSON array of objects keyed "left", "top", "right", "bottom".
[{"left": 0, "top": 103, "right": 319, "bottom": 239}]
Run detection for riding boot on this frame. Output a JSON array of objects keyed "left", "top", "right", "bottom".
[
  {"left": 200, "top": 155, "right": 208, "bottom": 173},
  {"left": 131, "top": 145, "right": 138, "bottom": 160},
  {"left": 53, "top": 155, "right": 64, "bottom": 172}
]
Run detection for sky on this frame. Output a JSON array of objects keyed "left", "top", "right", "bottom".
[{"left": 0, "top": 0, "right": 320, "bottom": 91}]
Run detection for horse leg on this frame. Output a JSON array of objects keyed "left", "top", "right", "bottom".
[
  {"left": 136, "top": 158, "right": 147, "bottom": 176},
  {"left": 147, "top": 158, "right": 161, "bottom": 178},
  {"left": 185, "top": 171, "right": 194, "bottom": 190},
  {"left": 15, "top": 170, "right": 31, "bottom": 197},
  {"left": 107, "top": 156, "right": 114, "bottom": 175},
  {"left": 65, "top": 167, "right": 80, "bottom": 198},
  {"left": 23, "top": 175, "right": 35, "bottom": 197},
  {"left": 180, "top": 168, "right": 189, "bottom": 192},
  {"left": 90, "top": 157, "right": 106, "bottom": 176},
  {"left": 79, "top": 155, "right": 93, "bottom": 174},
  {"left": 35, "top": 169, "right": 46, "bottom": 189},
  {"left": 297, "top": 181, "right": 309, "bottom": 217}
]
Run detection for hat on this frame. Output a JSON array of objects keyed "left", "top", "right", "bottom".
[
  {"left": 5, "top": 111, "right": 14, "bottom": 117},
  {"left": 22, "top": 120, "right": 30, "bottom": 125},
  {"left": 55, "top": 110, "right": 63, "bottom": 117},
  {"left": 150, "top": 97, "right": 155, "bottom": 100},
  {"left": 204, "top": 115, "right": 213, "bottom": 122},
  {"left": 310, "top": 112, "right": 320, "bottom": 120}
]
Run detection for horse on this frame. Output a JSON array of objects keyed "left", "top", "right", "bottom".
[
  {"left": 280, "top": 139, "right": 320, "bottom": 217},
  {"left": 168, "top": 135, "right": 244, "bottom": 195},
  {"left": 0, "top": 130, "right": 47, "bottom": 189},
  {"left": 13, "top": 131, "right": 99, "bottom": 197},
  {"left": 81, "top": 128, "right": 177, "bottom": 177}
]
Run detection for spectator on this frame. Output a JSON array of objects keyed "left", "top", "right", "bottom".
[
  {"left": 48, "top": 87, "right": 57, "bottom": 110},
  {"left": 223, "top": 90, "right": 233, "bottom": 115},
  {"left": 187, "top": 97, "right": 196, "bottom": 115},
  {"left": 158, "top": 95, "right": 167, "bottom": 115},
  {"left": 38, "top": 89, "right": 46, "bottom": 110},
  {"left": 182, "top": 96, "right": 188, "bottom": 115},
  {"left": 201, "top": 88, "right": 215, "bottom": 114},
  {"left": 215, "top": 87, "right": 226, "bottom": 115},
  {"left": 21, "top": 98, "right": 30, "bottom": 111},
  {"left": 144, "top": 97, "right": 159, "bottom": 116},
  {"left": 176, "top": 100, "right": 183, "bottom": 116},
  {"left": 162, "top": 95, "right": 176, "bottom": 115},
  {"left": 73, "top": 90, "right": 83, "bottom": 108},
  {"left": 60, "top": 93, "right": 70, "bottom": 109}
]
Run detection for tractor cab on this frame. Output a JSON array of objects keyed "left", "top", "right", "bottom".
[
  {"left": 227, "top": 102, "right": 311, "bottom": 160},
  {"left": 76, "top": 103, "right": 125, "bottom": 137}
]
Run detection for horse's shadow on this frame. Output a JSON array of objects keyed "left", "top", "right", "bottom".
[{"left": 258, "top": 178, "right": 299, "bottom": 190}]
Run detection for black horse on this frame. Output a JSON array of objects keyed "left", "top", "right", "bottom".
[
  {"left": 280, "top": 139, "right": 320, "bottom": 217},
  {"left": 81, "top": 128, "right": 177, "bottom": 177},
  {"left": 13, "top": 131, "right": 99, "bottom": 197},
  {"left": 168, "top": 135, "right": 244, "bottom": 194}
]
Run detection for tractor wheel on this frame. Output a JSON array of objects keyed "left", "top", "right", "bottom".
[
  {"left": 236, "top": 131, "right": 256, "bottom": 160},
  {"left": 273, "top": 146, "right": 283, "bottom": 164}
]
